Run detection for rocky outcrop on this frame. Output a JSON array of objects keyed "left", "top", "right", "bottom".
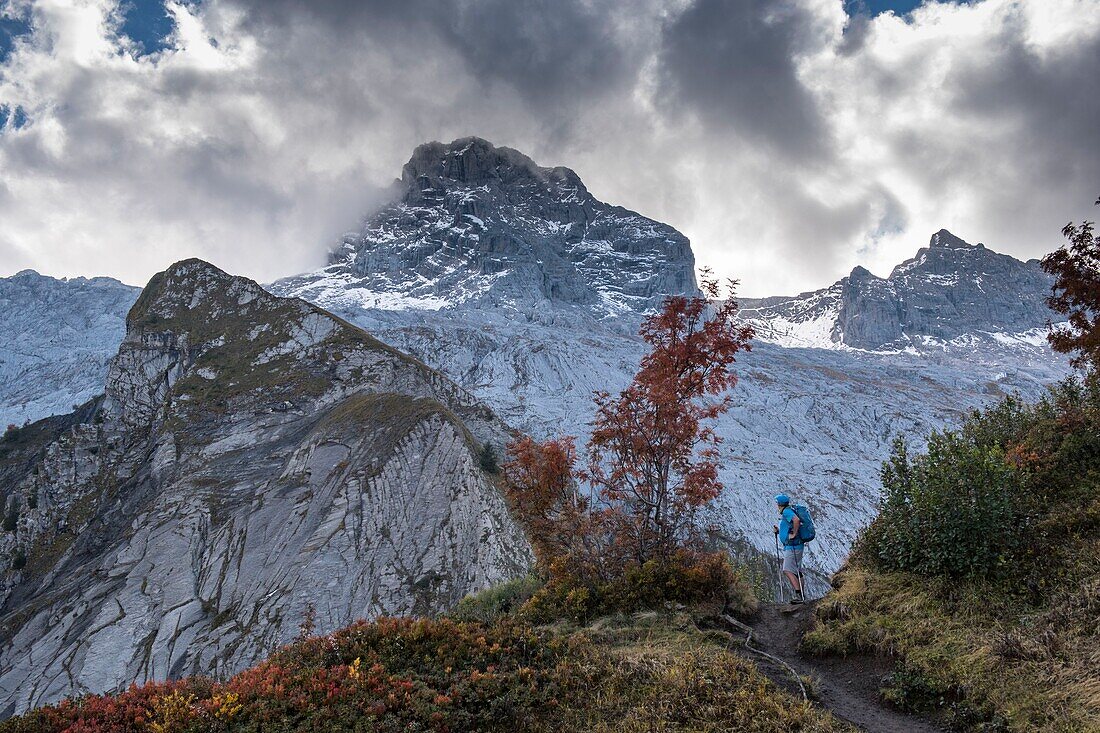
[
  {"left": 0, "top": 260, "right": 530, "bottom": 714},
  {"left": 0, "top": 271, "right": 139, "bottom": 428},
  {"left": 276, "top": 136, "right": 698, "bottom": 318}
]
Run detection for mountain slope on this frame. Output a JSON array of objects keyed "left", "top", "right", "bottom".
[
  {"left": 0, "top": 271, "right": 139, "bottom": 428},
  {"left": 272, "top": 137, "right": 1070, "bottom": 586},
  {"left": 0, "top": 259, "right": 529, "bottom": 714}
]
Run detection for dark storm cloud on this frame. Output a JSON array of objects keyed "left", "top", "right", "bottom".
[
  {"left": 656, "top": 0, "right": 830, "bottom": 160},
  {"left": 225, "top": 0, "right": 635, "bottom": 119},
  {"left": 955, "top": 29, "right": 1100, "bottom": 183}
]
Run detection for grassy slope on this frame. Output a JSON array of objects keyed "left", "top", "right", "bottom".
[
  {"left": 802, "top": 377, "right": 1100, "bottom": 732},
  {"left": 0, "top": 612, "right": 851, "bottom": 733},
  {"left": 804, "top": 556, "right": 1099, "bottom": 732}
]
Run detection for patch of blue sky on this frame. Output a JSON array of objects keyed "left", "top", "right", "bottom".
[
  {"left": 119, "top": 0, "right": 180, "bottom": 55},
  {"left": 0, "top": 11, "right": 32, "bottom": 64},
  {"left": 846, "top": 1, "right": 977, "bottom": 17},
  {"left": 0, "top": 104, "right": 29, "bottom": 132}
]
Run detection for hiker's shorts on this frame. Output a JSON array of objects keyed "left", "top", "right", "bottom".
[{"left": 782, "top": 547, "right": 803, "bottom": 574}]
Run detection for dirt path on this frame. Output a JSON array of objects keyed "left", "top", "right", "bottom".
[{"left": 729, "top": 603, "right": 945, "bottom": 733}]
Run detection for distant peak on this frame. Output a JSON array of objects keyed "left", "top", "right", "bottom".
[
  {"left": 929, "top": 229, "right": 972, "bottom": 249},
  {"left": 848, "top": 265, "right": 879, "bottom": 280}
]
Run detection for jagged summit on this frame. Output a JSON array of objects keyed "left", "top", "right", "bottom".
[
  {"left": 928, "top": 228, "right": 976, "bottom": 249},
  {"left": 274, "top": 137, "right": 697, "bottom": 319},
  {"left": 741, "top": 230, "right": 1056, "bottom": 351},
  {"left": 400, "top": 137, "right": 585, "bottom": 199}
]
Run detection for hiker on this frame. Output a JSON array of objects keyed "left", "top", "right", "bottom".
[{"left": 773, "top": 493, "right": 805, "bottom": 604}]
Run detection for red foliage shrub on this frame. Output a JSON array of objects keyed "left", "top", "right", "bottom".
[
  {"left": 1, "top": 618, "right": 588, "bottom": 733},
  {"left": 585, "top": 273, "right": 753, "bottom": 563}
]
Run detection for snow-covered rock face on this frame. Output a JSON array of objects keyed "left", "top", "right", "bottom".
[
  {"left": 0, "top": 271, "right": 139, "bottom": 428},
  {"left": 740, "top": 229, "right": 1055, "bottom": 351},
  {"left": 272, "top": 139, "right": 1070, "bottom": 591},
  {"left": 0, "top": 259, "right": 529, "bottom": 714},
  {"left": 277, "top": 136, "right": 698, "bottom": 318}
]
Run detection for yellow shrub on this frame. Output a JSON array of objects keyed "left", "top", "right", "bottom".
[{"left": 148, "top": 690, "right": 196, "bottom": 733}]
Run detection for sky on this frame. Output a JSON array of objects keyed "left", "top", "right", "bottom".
[{"left": 0, "top": 0, "right": 1097, "bottom": 297}]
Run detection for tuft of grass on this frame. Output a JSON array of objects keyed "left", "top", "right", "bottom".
[{"left": 450, "top": 575, "right": 543, "bottom": 624}]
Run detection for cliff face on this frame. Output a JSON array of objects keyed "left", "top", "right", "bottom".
[{"left": 0, "top": 259, "right": 530, "bottom": 714}]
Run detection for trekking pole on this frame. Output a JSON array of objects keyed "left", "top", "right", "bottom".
[{"left": 773, "top": 532, "right": 785, "bottom": 603}]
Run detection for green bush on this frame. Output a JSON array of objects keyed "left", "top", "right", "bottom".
[
  {"left": 10, "top": 549, "right": 26, "bottom": 571},
  {"left": 860, "top": 434, "right": 1022, "bottom": 580},
  {"left": 857, "top": 375, "right": 1100, "bottom": 583},
  {"left": 479, "top": 442, "right": 500, "bottom": 474},
  {"left": 450, "top": 575, "right": 543, "bottom": 624}
]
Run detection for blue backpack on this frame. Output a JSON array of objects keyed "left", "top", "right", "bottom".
[{"left": 790, "top": 504, "right": 816, "bottom": 543}]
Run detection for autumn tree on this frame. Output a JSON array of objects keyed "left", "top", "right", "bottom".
[
  {"left": 506, "top": 274, "right": 753, "bottom": 564},
  {"left": 502, "top": 274, "right": 754, "bottom": 618},
  {"left": 585, "top": 273, "right": 754, "bottom": 563},
  {"left": 1042, "top": 196, "right": 1100, "bottom": 371},
  {"left": 503, "top": 436, "right": 582, "bottom": 564}
]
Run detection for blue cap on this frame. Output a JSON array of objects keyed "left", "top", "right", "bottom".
[{"left": 774, "top": 493, "right": 790, "bottom": 506}]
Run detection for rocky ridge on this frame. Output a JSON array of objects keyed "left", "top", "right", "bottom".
[
  {"left": 740, "top": 229, "right": 1054, "bottom": 351},
  {"left": 0, "top": 259, "right": 529, "bottom": 714},
  {"left": 276, "top": 136, "right": 698, "bottom": 321}
]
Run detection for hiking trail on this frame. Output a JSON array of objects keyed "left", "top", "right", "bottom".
[{"left": 722, "top": 602, "right": 945, "bottom": 733}]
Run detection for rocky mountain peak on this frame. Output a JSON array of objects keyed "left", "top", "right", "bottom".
[
  {"left": 928, "top": 229, "right": 974, "bottom": 249},
  {"left": 742, "top": 230, "right": 1056, "bottom": 351},
  {"left": 848, "top": 265, "right": 879, "bottom": 281},
  {"left": 274, "top": 137, "right": 697, "bottom": 319},
  {"left": 0, "top": 258, "right": 528, "bottom": 713}
]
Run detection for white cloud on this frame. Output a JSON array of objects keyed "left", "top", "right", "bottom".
[{"left": 0, "top": 0, "right": 1096, "bottom": 296}]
